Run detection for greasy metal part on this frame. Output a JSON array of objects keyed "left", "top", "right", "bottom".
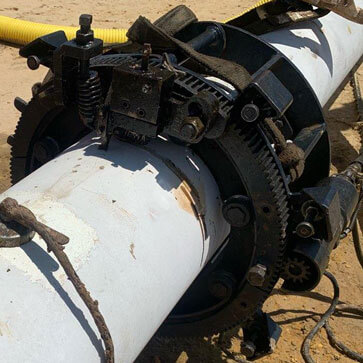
[
  {"left": 187, "top": 24, "right": 226, "bottom": 54},
  {"left": 247, "top": 264, "right": 267, "bottom": 287},
  {"left": 222, "top": 195, "right": 251, "bottom": 228},
  {"left": 241, "top": 311, "right": 282, "bottom": 360},
  {"left": 241, "top": 103, "right": 260, "bottom": 123},
  {"left": 161, "top": 125, "right": 288, "bottom": 336},
  {"left": 241, "top": 340, "right": 256, "bottom": 358},
  {"left": 282, "top": 256, "right": 312, "bottom": 284},
  {"left": 13, "top": 96, "right": 28, "bottom": 113},
  {"left": 208, "top": 270, "right": 237, "bottom": 300}
]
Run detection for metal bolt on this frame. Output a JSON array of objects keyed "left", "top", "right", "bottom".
[
  {"left": 241, "top": 104, "right": 260, "bottom": 123},
  {"left": 33, "top": 137, "right": 60, "bottom": 165},
  {"left": 79, "top": 14, "right": 92, "bottom": 32},
  {"left": 222, "top": 195, "right": 251, "bottom": 228},
  {"left": 141, "top": 43, "right": 152, "bottom": 71},
  {"left": 241, "top": 340, "right": 256, "bottom": 358},
  {"left": 142, "top": 83, "right": 152, "bottom": 94},
  {"left": 137, "top": 108, "right": 146, "bottom": 118},
  {"left": 247, "top": 264, "right": 267, "bottom": 287},
  {"left": 209, "top": 271, "right": 236, "bottom": 300},
  {"left": 209, "top": 282, "right": 229, "bottom": 300},
  {"left": 27, "top": 55, "right": 41, "bottom": 70},
  {"left": 180, "top": 122, "right": 198, "bottom": 140},
  {"left": 121, "top": 100, "right": 130, "bottom": 110},
  {"left": 296, "top": 221, "right": 315, "bottom": 238}
]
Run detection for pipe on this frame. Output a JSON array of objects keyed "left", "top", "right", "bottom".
[
  {"left": 0, "top": 15, "right": 128, "bottom": 45},
  {"left": 260, "top": 1, "right": 363, "bottom": 107},
  {"left": 0, "top": 134, "right": 229, "bottom": 362}
]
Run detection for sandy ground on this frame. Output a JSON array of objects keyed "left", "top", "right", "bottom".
[{"left": 0, "top": 1, "right": 362, "bottom": 362}]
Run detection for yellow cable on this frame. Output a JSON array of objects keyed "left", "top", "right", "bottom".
[
  {"left": 224, "top": 0, "right": 276, "bottom": 23},
  {"left": 0, "top": 0, "right": 275, "bottom": 46},
  {"left": 0, "top": 15, "right": 127, "bottom": 46}
]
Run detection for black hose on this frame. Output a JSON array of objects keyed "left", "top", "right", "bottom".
[
  {"left": 301, "top": 272, "right": 363, "bottom": 363},
  {"left": 324, "top": 315, "right": 363, "bottom": 362},
  {"left": 301, "top": 271, "right": 340, "bottom": 363},
  {"left": 352, "top": 219, "right": 363, "bottom": 269}
]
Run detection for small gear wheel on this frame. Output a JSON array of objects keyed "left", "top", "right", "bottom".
[{"left": 282, "top": 257, "right": 311, "bottom": 284}]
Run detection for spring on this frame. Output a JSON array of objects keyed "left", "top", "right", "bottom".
[
  {"left": 116, "top": 128, "right": 149, "bottom": 145},
  {"left": 78, "top": 70, "right": 102, "bottom": 127}
]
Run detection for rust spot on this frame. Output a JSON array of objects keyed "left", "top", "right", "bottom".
[
  {"left": 99, "top": 166, "right": 105, "bottom": 170},
  {"left": 174, "top": 182, "right": 197, "bottom": 215},
  {"left": 129, "top": 243, "right": 136, "bottom": 260},
  {"left": 142, "top": 146, "right": 207, "bottom": 240}
]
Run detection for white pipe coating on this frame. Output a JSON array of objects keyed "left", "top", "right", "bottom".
[
  {"left": 261, "top": 2, "right": 363, "bottom": 107},
  {"left": 1, "top": 8, "right": 362, "bottom": 363},
  {"left": 0, "top": 135, "right": 229, "bottom": 362}
]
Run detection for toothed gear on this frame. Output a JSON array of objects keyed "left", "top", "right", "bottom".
[
  {"left": 10, "top": 64, "right": 290, "bottom": 340},
  {"left": 282, "top": 257, "right": 311, "bottom": 284},
  {"left": 159, "top": 124, "right": 289, "bottom": 337},
  {"left": 9, "top": 92, "right": 87, "bottom": 184}
]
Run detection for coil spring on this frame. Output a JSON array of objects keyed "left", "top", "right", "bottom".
[
  {"left": 116, "top": 129, "right": 149, "bottom": 145},
  {"left": 78, "top": 70, "right": 102, "bottom": 126}
]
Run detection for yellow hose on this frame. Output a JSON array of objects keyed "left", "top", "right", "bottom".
[
  {"left": 0, "top": 1, "right": 275, "bottom": 46},
  {"left": 0, "top": 15, "right": 128, "bottom": 45},
  {"left": 224, "top": 0, "right": 276, "bottom": 23}
]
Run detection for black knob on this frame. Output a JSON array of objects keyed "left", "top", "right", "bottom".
[
  {"left": 27, "top": 55, "right": 41, "bottom": 70},
  {"left": 76, "top": 14, "right": 94, "bottom": 45},
  {"left": 241, "top": 104, "right": 260, "bottom": 123},
  {"left": 79, "top": 14, "right": 92, "bottom": 33}
]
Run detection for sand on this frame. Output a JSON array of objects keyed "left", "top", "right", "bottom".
[{"left": 0, "top": 1, "right": 362, "bottom": 362}]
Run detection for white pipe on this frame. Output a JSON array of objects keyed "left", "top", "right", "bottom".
[
  {"left": 0, "top": 135, "right": 229, "bottom": 362},
  {"left": 261, "top": 2, "right": 363, "bottom": 107}
]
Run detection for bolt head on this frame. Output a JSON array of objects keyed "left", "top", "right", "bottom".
[
  {"left": 296, "top": 221, "right": 315, "bottom": 238},
  {"left": 142, "top": 83, "right": 152, "bottom": 94},
  {"left": 79, "top": 14, "right": 92, "bottom": 27},
  {"left": 222, "top": 195, "right": 251, "bottom": 228},
  {"left": 180, "top": 123, "right": 198, "bottom": 140},
  {"left": 27, "top": 55, "right": 40, "bottom": 70},
  {"left": 241, "top": 104, "right": 260, "bottom": 123},
  {"left": 209, "top": 282, "right": 229, "bottom": 300},
  {"left": 241, "top": 341, "right": 256, "bottom": 358},
  {"left": 247, "top": 264, "right": 267, "bottom": 287},
  {"left": 209, "top": 271, "right": 236, "bottom": 300},
  {"left": 296, "top": 222, "right": 315, "bottom": 238}
]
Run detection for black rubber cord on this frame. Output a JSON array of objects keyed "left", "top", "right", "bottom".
[
  {"left": 301, "top": 271, "right": 340, "bottom": 363},
  {"left": 301, "top": 271, "right": 363, "bottom": 363},
  {"left": 352, "top": 220, "right": 363, "bottom": 269}
]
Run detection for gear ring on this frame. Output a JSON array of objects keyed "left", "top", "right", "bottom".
[{"left": 282, "top": 257, "right": 311, "bottom": 284}]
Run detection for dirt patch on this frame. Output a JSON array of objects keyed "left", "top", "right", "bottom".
[{"left": 0, "top": 2, "right": 362, "bottom": 362}]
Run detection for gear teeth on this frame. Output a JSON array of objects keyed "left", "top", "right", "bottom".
[
  {"left": 214, "top": 126, "right": 289, "bottom": 335},
  {"left": 14, "top": 97, "right": 28, "bottom": 113}
]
